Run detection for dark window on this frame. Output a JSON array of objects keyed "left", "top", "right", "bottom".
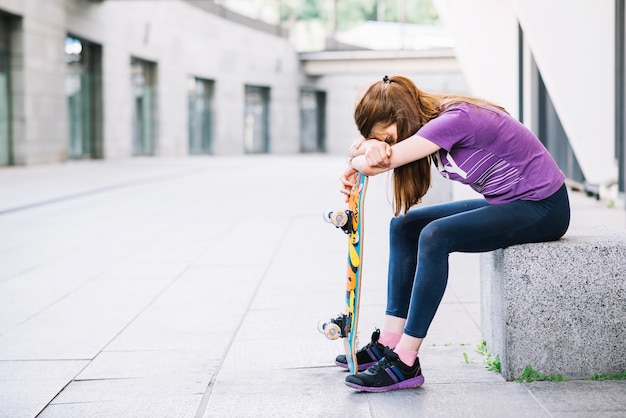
[
  {"left": 532, "top": 58, "right": 584, "bottom": 186},
  {"left": 616, "top": 0, "right": 625, "bottom": 193},
  {"left": 131, "top": 57, "right": 157, "bottom": 156},
  {"left": 300, "top": 90, "right": 326, "bottom": 153},
  {"left": 0, "top": 12, "right": 12, "bottom": 166},
  {"left": 244, "top": 85, "right": 270, "bottom": 153},
  {"left": 188, "top": 77, "right": 214, "bottom": 155},
  {"left": 66, "top": 35, "right": 103, "bottom": 159}
]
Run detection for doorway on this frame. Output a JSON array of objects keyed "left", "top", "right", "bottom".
[
  {"left": 300, "top": 89, "right": 326, "bottom": 153},
  {"left": 244, "top": 85, "right": 270, "bottom": 153},
  {"left": 131, "top": 57, "right": 157, "bottom": 156},
  {"left": 65, "top": 35, "right": 103, "bottom": 159},
  {"left": 188, "top": 77, "right": 214, "bottom": 155}
]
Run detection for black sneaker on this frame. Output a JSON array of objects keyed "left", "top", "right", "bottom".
[
  {"left": 344, "top": 347, "right": 425, "bottom": 392},
  {"left": 335, "top": 329, "right": 385, "bottom": 372}
]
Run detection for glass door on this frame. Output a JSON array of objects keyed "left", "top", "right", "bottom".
[
  {"left": 300, "top": 90, "right": 326, "bottom": 153},
  {"left": 188, "top": 77, "right": 214, "bottom": 154},
  {"left": 131, "top": 57, "right": 157, "bottom": 156},
  {"left": 244, "top": 85, "right": 270, "bottom": 153},
  {"left": 65, "top": 35, "right": 102, "bottom": 159}
]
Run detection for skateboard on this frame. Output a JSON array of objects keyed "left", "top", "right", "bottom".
[{"left": 319, "top": 172, "right": 368, "bottom": 374}]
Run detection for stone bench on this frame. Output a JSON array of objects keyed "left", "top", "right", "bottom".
[{"left": 480, "top": 228, "right": 626, "bottom": 381}]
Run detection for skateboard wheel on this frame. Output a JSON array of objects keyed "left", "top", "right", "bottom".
[
  {"left": 330, "top": 211, "right": 348, "bottom": 228},
  {"left": 318, "top": 320, "right": 341, "bottom": 340},
  {"left": 323, "top": 209, "right": 347, "bottom": 226},
  {"left": 323, "top": 323, "right": 341, "bottom": 340}
]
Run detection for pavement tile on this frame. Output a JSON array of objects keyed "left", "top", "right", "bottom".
[
  {"left": 74, "top": 349, "right": 219, "bottom": 381},
  {"left": 0, "top": 278, "right": 174, "bottom": 360},
  {"left": 418, "top": 344, "right": 505, "bottom": 384},
  {"left": 203, "top": 368, "right": 370, "bottom": 418},
  {"left": 40, "top": 394, "right": 202, "bottom": 418},
  {"left": 95, "top": 262, "right": 189, "bottom": 282},
  {"left": 525, "top": 380, "right": 626, "bottom": 415},
  {"left": 0, "top": 360, "right": 88, "bottom": 418},
  {"left": 49, "top": 377, "right": 208, "bottom": 403},
  {"left": 104, "top": 266, "right": 262, "bottom": 351},
  {"left": 424, "top": 302, "right": 482, "bottom": 345},
  {"left": 365, "top": 382, "right": 548, "bottom": 418},
  {"left": 0, "top": 156, "right": 624, "bottom": 417}
]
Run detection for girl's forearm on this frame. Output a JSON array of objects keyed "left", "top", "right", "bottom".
[{"left": 349, "top": 155, "right": 389, "bottom": 176}]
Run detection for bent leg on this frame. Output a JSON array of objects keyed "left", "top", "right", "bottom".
[
  {"left": 403, "top": 185, "right": 570, "bottom": 338},
  {"left": 385, "top": 199, "right": 489, "bottom": 320}
]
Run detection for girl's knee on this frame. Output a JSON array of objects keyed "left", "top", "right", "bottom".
[
  {"left": 389, "top": 209, "right": 430, "bottom": 234},
  {"left": 389, "top": 215, "right": 406, "bottom": 233},
  {"left": 418, "top": 221, "right": 453, "bottom": 256},
  {"left": 419, "top": 222, "right": 440, "bottom": 243}
]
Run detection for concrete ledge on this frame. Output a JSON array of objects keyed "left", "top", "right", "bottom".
[{"left": 480, "top": 228, "right": 626, "bottom": 381}]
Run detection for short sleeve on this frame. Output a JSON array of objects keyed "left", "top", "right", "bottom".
[{"left": 416, "top": 107, "right": 474, "bottom": 151}]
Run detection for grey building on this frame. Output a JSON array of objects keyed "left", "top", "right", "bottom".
[{"left": 0, "top": 0, "right": 465, "bottom": 166}]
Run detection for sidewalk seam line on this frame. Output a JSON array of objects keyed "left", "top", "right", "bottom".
[{"left": 193, "top": 218, "right": 295, "bottom": 418}]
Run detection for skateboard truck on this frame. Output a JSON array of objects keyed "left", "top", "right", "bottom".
[{"left": 318, "top": 313, "right": 352, "bottom": 340}]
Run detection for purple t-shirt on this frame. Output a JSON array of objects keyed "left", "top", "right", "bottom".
[{"left": 417, "top": 103, "right": 565, "bottom": 204}]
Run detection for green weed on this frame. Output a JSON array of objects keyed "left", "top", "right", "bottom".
[
  {"left": 514, "top": 365, "right": 568, "bottom": 382},
  {"left": 474, "top": 340, "right": 500, "bottom": 372},
  {"left": 475, "top": 340, "right": 489, "bottom": 356},
  {"left": 587, "top": 371, "right": 626, "bottom": 381}
]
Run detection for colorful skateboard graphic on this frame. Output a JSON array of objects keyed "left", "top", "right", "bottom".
[{"left": 320, "top": 173, "right": 368, "bottom": 374}]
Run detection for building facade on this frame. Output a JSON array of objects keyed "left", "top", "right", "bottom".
[
  {"left": 299, "top": 49, "right": 467, "bottom": 155},
  {"left": 0, "top": 0, "right": 468, "bottom": 168},
  {"left": 0, "top": 0, "right": 471, "bottom": 168},
  {"left": 0, "top": 0, "right": 304, "bottom": 165},
  {"left": 434, "top": 0, "right": 626, "bottom": 203},
  {"left": 7, "top": 0, "right": 615, "bottom": 210}
]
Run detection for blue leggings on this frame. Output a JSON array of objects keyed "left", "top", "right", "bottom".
[{"left": 386, "top": 183, "right": 570, "bottom": 338}]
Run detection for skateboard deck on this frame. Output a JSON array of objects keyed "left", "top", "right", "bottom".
[{"left": 320, "top": 173, "right": 368, "bottom": 374}]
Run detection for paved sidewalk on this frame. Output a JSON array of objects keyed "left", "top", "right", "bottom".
[{"left": 0, "top": 155, "right": 624, "bottom": 418}]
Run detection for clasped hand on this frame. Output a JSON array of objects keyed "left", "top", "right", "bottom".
[
  {"left": 340, "top": 139, "right": 391, "bottom": 201},
  {"left": 362, "top": 140, "right": 392, "bottom": 168}
]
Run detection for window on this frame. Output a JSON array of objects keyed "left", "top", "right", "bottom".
[
  {"left": 131, "top": 57, "right": 157, "bottom": 156},
  {"left": 244, "top": 85, "right": 270, "bottom": 153},
  {"left": 300, "top": 90, "right": 326, "bottom": 153},
  {"left": 188, "top": 77, "right": 214, "bottom": 155},
  {"left": 616, "top": 0, "right": 625, "bottom": 194},
  {"left": 65, "top": 35, "right": 103, "bottom": 159},
  {"left": 532, "top": 57, "right": 584, "bottom": 186}
]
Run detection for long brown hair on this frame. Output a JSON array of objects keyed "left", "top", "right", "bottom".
[{"left": 354, "top": 75, "right": 507, "bottom": 215}]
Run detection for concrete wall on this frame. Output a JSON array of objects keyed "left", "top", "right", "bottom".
[
  {"left": 66, "top": 0, "right": 301, "bottom": 157},
  {"left": 300, "top": 50, "right": 468, "bottom": 155},
  {"left": 0, "top": 0, "right": 469, "bottom": 165},
  {"left": 431, "top": 0, "right": 519, "bottom": 116},
  {"left": 514, "top": 0, "right": 615, "bottom": 185},
  {"left": 0, "top": 0, "right": 301, "bottom": 164},
  {"left": 0, "top": 0, "right": 68, "bottom": 165},
  {"left": 433, "top": 0, "right": 618, "bottom": 187}
]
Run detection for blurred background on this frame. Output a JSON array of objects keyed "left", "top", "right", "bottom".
[{"left": 0, "top": 0, "right": 624, "bottom": 208}]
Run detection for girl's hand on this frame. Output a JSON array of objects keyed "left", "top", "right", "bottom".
[
  {"left": 363, "top": 141, "right": 392, "bottom": 168},
  {"left": 340, "top": 166, "right": 358, "bottom": 202},
  {"left": 348, "top": 140, "right": 393, "bottom": 176},
  {"left": 349, "top": 135, "right": 441, "bottom": 177}
]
